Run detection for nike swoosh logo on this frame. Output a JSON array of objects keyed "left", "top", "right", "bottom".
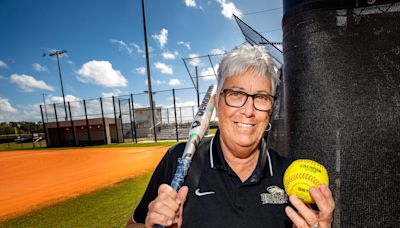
[{"left": 195, "top": 188, "right": 215, "bottom": 196}]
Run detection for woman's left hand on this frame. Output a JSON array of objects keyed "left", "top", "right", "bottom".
[{"left": 285, "top": 184, "right": 335, "bottom": 228}]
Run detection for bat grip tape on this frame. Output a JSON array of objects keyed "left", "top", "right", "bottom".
[{"left": 154, "top": 158, "right": 190, "bottom": 228}]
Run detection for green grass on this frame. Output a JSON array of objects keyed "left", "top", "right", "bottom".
[
  {"left": 0, "top": 141, "right": 177, "bottom": 152},
  {"left": 91, "top": 141, "right": 178, "bottom": 148},
  {"left": 0, "top": 141, "right": 47, "bottom": 151},
  {"left": 0, "top": 173, "right": 152, "bottom": 228}
]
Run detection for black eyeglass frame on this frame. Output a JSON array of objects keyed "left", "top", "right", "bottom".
[{"left": 221, "top": 89, "right": 275, "bottom": 112}]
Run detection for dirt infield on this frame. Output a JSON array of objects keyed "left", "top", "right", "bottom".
[{"left": 0, "top": 146, "right": 168, "bottom": 219}]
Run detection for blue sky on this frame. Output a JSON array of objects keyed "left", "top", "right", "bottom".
[{"left": 0, "top": 0, "right": 283, "bottom": 122}]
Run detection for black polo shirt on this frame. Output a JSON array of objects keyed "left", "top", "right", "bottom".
[{"left": 133, "top": 131, "right": 293, "bottom": 228}]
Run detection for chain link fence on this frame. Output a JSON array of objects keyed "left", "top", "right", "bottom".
[{"left": 35, "top": 87, "right": 214, "bottom": 147}]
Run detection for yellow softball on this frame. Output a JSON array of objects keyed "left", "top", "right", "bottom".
[{"left": 283, "top": 159, "right": 329, "bottom": 204}]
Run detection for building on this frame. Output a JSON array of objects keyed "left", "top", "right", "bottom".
[{"left": 44, "top": 117, "right": 123, "bottom": 147}]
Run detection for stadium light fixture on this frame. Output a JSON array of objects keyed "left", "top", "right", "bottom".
[{"left": 49, "top": 50, "right": 68, "bottom": 121}]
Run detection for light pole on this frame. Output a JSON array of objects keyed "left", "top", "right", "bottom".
[
  {"left": 49, "top": 50, "right": 68, "bottom": 121},
  {"left": 141, "top": 0, "right": 157, "bottom": 142}
]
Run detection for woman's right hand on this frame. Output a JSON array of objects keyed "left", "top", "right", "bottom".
[{"left": 145, "top": 184, "right": 188, "bottom": 228}]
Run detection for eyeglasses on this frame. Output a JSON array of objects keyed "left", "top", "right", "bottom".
[{"left": 221, "top": 89, "right": 275, "bottom": 112}]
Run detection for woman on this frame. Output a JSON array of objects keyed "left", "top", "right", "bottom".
[{"left": 127, "top": 44, "right": 334, "bottom": 228}]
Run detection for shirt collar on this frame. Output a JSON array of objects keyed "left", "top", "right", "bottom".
[{"left": 209, "top": 130, "right": 273, "bottom": 183}]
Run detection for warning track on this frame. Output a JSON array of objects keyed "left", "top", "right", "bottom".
[{"left": 0, "top": 146, "right": 168, "bottom": 219}]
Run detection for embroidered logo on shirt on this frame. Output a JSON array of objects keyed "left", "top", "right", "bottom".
[
  {"left": 195, "top": 188, "right": 215, "bottom": 197},
  {"left": 260, "top": 186, "right": 288, "bottom": 204}
]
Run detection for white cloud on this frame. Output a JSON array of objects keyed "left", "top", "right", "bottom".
[
  {"left": 0, "top": 60, "right": 8, "bottom": 69},
  {"left": 154, "top": 79, "right": 166, "bottom": 85},
  {"left": 132, "top": 43, "right": 144, "bottom": 54},
  {"left": 0, "top": 97, "right": 17, "bottom": 113},
  {"left": 0, "top": 95, "right": 87, "bottom": 122},
  {"left": 162, "top": 51, "right": 178, "bottom": 60},
  {"left": 168, "top": 96, "right": 181, "bottom": 101},
  {"left": 210, "top": 48, "right": 225, "bottom": 55},
  {"left": 136, "top": 67, "right": 146, "bottom": 75},
  {"left": 185, "top": 0, "right": 197, "bottom": 7},
  {"left": 189, "top": 54, "right": 201, "bottom": 66},
  {"left": 177, "top": 41, "right": 191, "bottom": 50},
  {"left": 176, "top": 101, "right": 197, "bottom": 107},
  {"left": 200, "top": 64, "right": 219, "bottom": 80},
  {"left": 101, "top": 92, "right": 115, "bottom": 98},
  {"left": 48, "top": 94, "right": 80, "bottom": 104},
  {"left": 111, "top": 39, "right": 133, "bottom": 54},
  {"left": 131, "top": 43, "right": 154, "bottom": 58},
  {"left": 154, "top": 62, "right": 173, "bottom": 75},
  {"left": 77, "top": 60, "right": 127, "bottom": 87},
  {"left": 10, "top": 74, "right": 55, "bottom": 92},
  {"left": 101, "top": 89, "right": 122, "bottom": 98},
  {"left": 218, "top": 0, "right": 242, "bottom": 19},
  {"left": 1, "top": 103, "right": 40, "bottom": 122},
  {"left": 169, "top": 78, "right": 181, "bottom": 86},
  {"left": 0, "top": 98, "right": 45, "bottom": 122},
  {"left": 145, "top": 79, "right": 166, "bottom": 85},
  {"left": 46, "top": 94, "right": 82, "bottom": 119},
  {"left": 163, "top": 100, "right": 197, "bottom": 108},
  {"left": 32, "top": 63, "right": 48, "bottom": 72},
  {"left": 152, "top": 28, "right": 168, "bottom": 49},
  {"left": 17, "top": 104, "right": 42, "bottom": 122}
]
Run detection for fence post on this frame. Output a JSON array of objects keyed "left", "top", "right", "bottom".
[
  {"left": 173, "top": 89, "right": 179, "bottom": 142},
  {"left": 128, "top": 97, "right": 135, "bottom": 143},
  {"left": 100, "top": 97, "right": 108, "bottom": 144},
  {"left": 40, "top": 105, "right": 48, "bottom": 148},
  {"left": 179, "top": 107, "right": 183, "bottom": 127},
  {"left": 68, "top": 101, "right": 76, "bottom": 146},
  {"left": 167, "top": 108, "right": 170, "bottom": 124},
  {"left": 54, "top": 103, "right": 62, "bottom": 147},
  {"left": 83, "top": 100, "right": 91, "bottom": 146},
  {"left": 118, "top": 99, "right": 125, "bottom": 142},
  {"left": 36, "top": 123, "right": 42, "bottom": 148},
  {"left": 130, "top": 94, "right": 138, "bottom": 144},
  {"left": 112, "top": 96, "right": 119, "bottom": 143}
]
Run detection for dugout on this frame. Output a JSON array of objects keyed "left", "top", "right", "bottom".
[{"left": 44, "top": 117, "right": 123, "bottom": 147}]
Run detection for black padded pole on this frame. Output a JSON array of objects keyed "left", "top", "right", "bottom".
[{"left": 281, "top": 0, "right": 400, "bottom": 227}]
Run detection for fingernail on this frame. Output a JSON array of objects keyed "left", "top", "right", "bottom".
[
  {"left": 310, "top": 187, "right": 317, "bottom": 192},
  {"left": 167, "top": 219, "right": 173, "bottom": 225},
  {"left": 285, "top": 206, "right": 293, "bottom": 213}
]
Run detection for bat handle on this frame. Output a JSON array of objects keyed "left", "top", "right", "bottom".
[
  {"left": 171, "top": 158, "right": 190, "bottom": 190},
  {"left": 154, "top": 158, "right": 190, "bottom": 228}
]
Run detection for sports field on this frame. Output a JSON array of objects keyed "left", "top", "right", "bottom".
[{"left": 0, "top": 146, "right": 169, "bottom": 220}]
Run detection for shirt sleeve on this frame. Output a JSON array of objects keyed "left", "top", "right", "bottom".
[{"left": 132, "top": 142, "right": 186, "bottom": 223}]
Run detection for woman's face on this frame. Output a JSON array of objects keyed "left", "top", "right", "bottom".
[{"left": 215, "top": 71, "right": 272, "bottom": 155}]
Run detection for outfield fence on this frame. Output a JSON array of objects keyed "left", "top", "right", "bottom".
[{"left": 35, "top": 87, "right": 217, "bottom": 148}]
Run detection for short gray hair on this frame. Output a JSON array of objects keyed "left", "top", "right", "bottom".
[{"left": 216, "top": 44, "right": 280, "bottom": 102}]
